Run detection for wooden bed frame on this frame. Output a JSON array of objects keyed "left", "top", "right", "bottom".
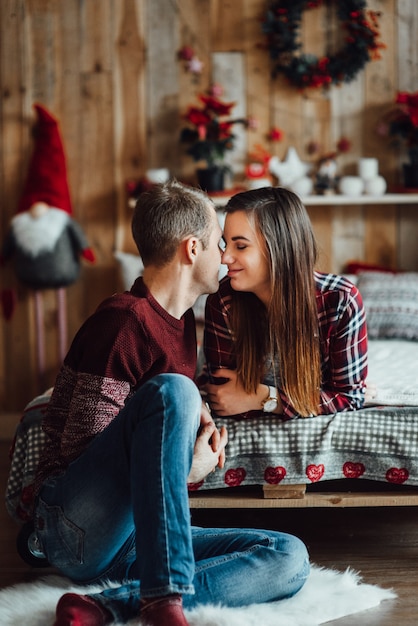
[{"left": 189, "top": 484, "right": 418, "bottom": 509}]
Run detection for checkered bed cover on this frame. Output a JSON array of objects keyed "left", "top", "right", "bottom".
[
  {"left": 192, "top": 406, "right": 418, "bottom": 491},
  {"left": 6, "top": 395, "right": 418, "bottom": 522},
  {"left": 5, "top": 393, "right": 51, "bottom": 523}
]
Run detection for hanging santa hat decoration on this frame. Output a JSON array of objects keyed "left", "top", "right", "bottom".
[
  {"left": 17, "top": 104, "right": 73, "bottom": 214},
  {"left": 1, "top": 103, "right": 95, "bottom": 303}
]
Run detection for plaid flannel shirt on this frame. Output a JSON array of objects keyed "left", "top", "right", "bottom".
[{"left": 202, "top": 272, "right": 368, "bottom": 419}]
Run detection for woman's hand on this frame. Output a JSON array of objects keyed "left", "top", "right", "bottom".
[{"left": 204, "top": 368, "right": 269, "bottom": 416}]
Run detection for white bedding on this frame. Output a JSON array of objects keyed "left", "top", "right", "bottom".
[{"left": 366, "top": 339, "right": 418, "bottom": 406}]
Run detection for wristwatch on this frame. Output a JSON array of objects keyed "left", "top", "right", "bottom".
[{"left": 262, "top": 385, "right": 278, "bottom": 413}]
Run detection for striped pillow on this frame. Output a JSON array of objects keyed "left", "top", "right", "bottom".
[{"left": 357, "top": 271, "right": 418, "bottom": 340}]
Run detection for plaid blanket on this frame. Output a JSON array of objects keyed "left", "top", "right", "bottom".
[
  {"left": 193, "top": 407, "right": 418, "bottom": 490},
  {"left": 5, "top": 392, "right": 51, "bottom": 523},
  {"left": 6, "top": 394, "right": 418, "bottom": 522}
]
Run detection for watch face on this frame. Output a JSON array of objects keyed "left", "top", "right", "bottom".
[{"left": 263, "top": 398, "right": 277, "bottom": 412}]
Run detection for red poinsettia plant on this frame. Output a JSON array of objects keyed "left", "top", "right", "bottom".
[
  {"left": 379, "top": 92, "right": 418, "bottom": 156},
  {"left": 180, "top": 86, "right": 249, "bottom": 167}
]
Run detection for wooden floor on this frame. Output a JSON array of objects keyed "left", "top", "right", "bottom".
[{"left": 1, "top": 440, "right": 417, "bottom": 624}]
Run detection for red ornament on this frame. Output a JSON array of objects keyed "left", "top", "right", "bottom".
[
  {"left": 268, "top": 126, "right": 284, "bottom": 142},
  {"left": 177, "top": 45, "right": 195, "bottom": 61},
  {"left": 337, "top": 136, "right": 352, "bottom": 153}
]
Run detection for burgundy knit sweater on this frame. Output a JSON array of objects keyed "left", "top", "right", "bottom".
[{"left": 35, "top": 277, "right": 197, "bottom": 491}]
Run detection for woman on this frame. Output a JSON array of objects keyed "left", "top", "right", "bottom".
[{"left": 202, "top": 187, "right": 369, "bottom": 420}]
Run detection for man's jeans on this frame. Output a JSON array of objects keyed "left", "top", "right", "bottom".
[{"left": 35, "top": 374, "right": 309, "bottom": 623}]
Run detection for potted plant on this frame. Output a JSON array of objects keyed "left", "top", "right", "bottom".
[
  {"left": 379, "top": 91, "right": 418, "bottom": 188},
  {"left": 180, "top": 86, "right": 248, "bottom": 192}
]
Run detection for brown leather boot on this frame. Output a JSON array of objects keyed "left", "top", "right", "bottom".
[{"left": 140, "top": 594, "right": 189, "bottom": 626}]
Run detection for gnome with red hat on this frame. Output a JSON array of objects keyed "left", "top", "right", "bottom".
[{"left": 1, "top": 104, "right": 95, "bottom": 290}]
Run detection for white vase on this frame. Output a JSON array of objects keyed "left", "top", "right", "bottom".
[
  {"left": 146, "top": 168, "right": 170, "bottom": 184},
  {"left": 338, "top": 176, "right": 364, "bottom": 197},
  {"left": 290, "top": 176, "right": 313, "bottom": 197},
  {"left": 364, "top": 175, "right": 387, "bottom": 196},
  {"left": 358, "top": 158, "right": 378, "bottom": 181},
  {"left": 246, "top": 177, "right": 272, "bottom": 190}
]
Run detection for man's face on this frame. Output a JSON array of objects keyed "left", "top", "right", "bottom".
[{"left": 195, "top": 207, "right": 223, "bottom": 295}]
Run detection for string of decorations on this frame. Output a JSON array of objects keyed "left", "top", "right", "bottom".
[{"left": 262, "top": 0, "right": 385, "bottom": 90}]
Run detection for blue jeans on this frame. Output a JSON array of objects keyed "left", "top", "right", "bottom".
[{"left": 35, "top": 374, "right": 309, "bottom": 623}]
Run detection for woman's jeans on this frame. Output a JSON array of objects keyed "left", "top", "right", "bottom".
[{"left": 35, "top": 373, "right": 309, "bottom": 622}]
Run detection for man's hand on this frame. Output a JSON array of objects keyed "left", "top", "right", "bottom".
[
  {"left": 187, "top": 421, "right": 228, "bottom": 485},
  {"left": 200, "top": 399, "right": 226, "bottom": 468}
]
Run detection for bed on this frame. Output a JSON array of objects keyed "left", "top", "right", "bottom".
[
  {"left": 189, "top": 270, "right": 418, "bottom": 508},
  {"left": 6, "top": 269, "right": 418, "bottom": 520}
]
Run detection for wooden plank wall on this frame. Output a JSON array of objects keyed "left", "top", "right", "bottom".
[{"left": 0, "top": 0, "right": 417, "bottom": 414}]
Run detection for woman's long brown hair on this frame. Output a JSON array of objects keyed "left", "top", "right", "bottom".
[{"left": 226, "top": 187, "right": 321, "bottom": 416}]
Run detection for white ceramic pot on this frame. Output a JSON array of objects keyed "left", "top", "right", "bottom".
[
  {"left": 358, "top": 158, "right": 378, "bottom": 181},
  {"left": 364, "top": 175, "right": 387, "bottom": 196},
  {"left": 290, "top": 176, "right": 314, "bottom": 197},
  {"left": 246, "top": 177, "right": 272, "bottom": 190},
  {"left": 146, "top": 168, "right": 170, "bottom": 184},
  {"left": 338, "top": 176, "right": 364, "bottom": 197}
]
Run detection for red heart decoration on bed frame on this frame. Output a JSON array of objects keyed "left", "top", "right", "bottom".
[
  {"left": 187, "top": 480, "right": 204, "bottom": 491},
  {"left": 264, "top": 466, "right": 287, "bottom": 484},
  {"left": 386, "top": 467, "right": 409, "bottom": 484},
  {"left": 306, "top": 464, "right": 325, "bottom": 482},
  {"left": 343, "top": 461, "right": 366, "bottom": 479},
  {"left": 224, "top": 467, "right": 246, "bottom": 487}
]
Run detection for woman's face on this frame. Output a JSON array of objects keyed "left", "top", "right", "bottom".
[{"left": 222, "top": 210, "right": 271, "bottom": 304}]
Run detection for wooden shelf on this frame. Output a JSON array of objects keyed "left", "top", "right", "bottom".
[
  {"left": 211, "top": 192, "right": 418, "bottom": 207},
  {"left": 303, "top": 193, "right": 418, "bottom": 206}
]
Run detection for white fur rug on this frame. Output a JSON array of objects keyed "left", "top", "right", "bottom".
[{"left": 0, "top": 565, "right": 396, "bottom": 626}]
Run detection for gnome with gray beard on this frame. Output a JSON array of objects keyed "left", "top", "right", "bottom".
[{"left": 1, "top": 104, "right": 95, "bottom": 291}]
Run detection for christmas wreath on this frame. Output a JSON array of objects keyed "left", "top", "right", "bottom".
[{"left": 262, "top": 0, "right": 384, "bottom": 89}]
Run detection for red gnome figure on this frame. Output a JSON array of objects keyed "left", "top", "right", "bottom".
[{"left": 1, "top": 104, "right": 95, "bottom": 290}]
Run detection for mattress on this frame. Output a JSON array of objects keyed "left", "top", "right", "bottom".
[
  {"left": 366, "top": 339, "right": 418, "bottom": 406},
  {"left": 194, "top": 339, "right": 418, "bottom": 491}
]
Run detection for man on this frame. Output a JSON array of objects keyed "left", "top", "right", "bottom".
[{"left": 33, "top": 180, "right": 309, "bottom": 626}]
